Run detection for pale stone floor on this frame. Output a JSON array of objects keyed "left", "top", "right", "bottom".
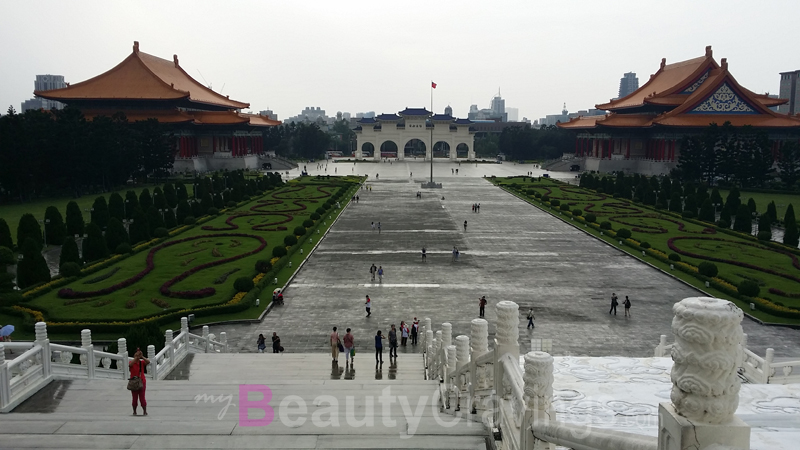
[{"left": 208, "top": 160, "right": 800, "bottom": 359}]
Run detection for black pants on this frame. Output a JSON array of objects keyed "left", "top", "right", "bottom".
[
  {"left": 375, "top": 347, "right": 383, "bottom": 362},
  {"left": 479, "top": 306, "right": 485, "bottom": 317},
  {"left": 390, "top": 341, "right": 398, "bottom": 357},
  {"left": 411, "top": 332, "right": 417, "bottom": 345},
  {"left": 609, "top": 304, "right": 617, "bottom": 315},
  {"left": 527, "top": 318, "right": 534, "bottom": 328},
  {"left": 366, "top": 307, "right": 371, "bottom": 317}
]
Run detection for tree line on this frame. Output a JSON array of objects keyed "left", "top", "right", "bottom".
[
  {"left": 675, "top": 122, "right": 800, "bottom": 188},
  {"left": 0, "top": 106, "right": 174, "bottom": 203},
  {"left": 263, "top": 121, "right": 331, "bottom": 160},
  {"left": 473, "top": 124, "right": 575, "bottom": 160},
  {"left": 579, "top": 172, "right": 799, "bottom": 247}
]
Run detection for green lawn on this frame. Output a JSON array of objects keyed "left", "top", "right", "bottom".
[
  {"left": 13, "top": 176, "right": 360, "bottom": 334},
  {"left": 493, "top": 176, "right": 800, "bottom": 324},
  {"left": 0, "top": 183, "right": 195, "bottom": 248}
]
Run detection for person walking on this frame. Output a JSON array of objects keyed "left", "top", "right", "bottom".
[
  {"left": 356, "top": 195, "right": 359, "bottom": 203},
  {"left": 421, "top": 247, "right": 427, "bottom": 261},
  {"left": 609, "top": 293, "right": 618, "bottom": 315},
  {"left": 330, "top": 327, "right": 341, "bottom": 363},
  {"left": 452, "top": 247, "right": 458, "bottom": 262},
  {"left": 527, "top": 309, "right": 535, "bottom": 329},
  {"left": 129, "top": 348, "right": 149, "bottom": 416},
  {"left": 400, "top": 321, "right": 409, "bottom": 346},
  {"left": 624, "top": 296, "right": 632, "bottom": 317},
  {"left": 343, "top": 328, "right": 355, "bottom": 365},
  {"left": 257, "top": 334, "right": 266, "bottom": 353},
  {"left": 375, "top": 330, "right": 384, "bottom": 364},
  {"left": 371, "top": 221, "right": 375, "bottom": 231},
  {"left": 365, "top": 295, "right": 372, "bottom": 317},
  {"left": 272, "top": 332, "right": 282, "bottom": 353},
  {"left": 464, "top": 220, "right": 468, "bottom": 232},
  {"left": 370, "top": 264, "right": 376, "bottom": 282},
  {"left": 479, "top": 296, "right": 487, "bottom": 318},
  {"left": 377, "top": 266, "right": 384, "bottom": 283},
  {"left": 411, "top": 318, "right": 419, "bottom": 345},
  {"left": 388, "top": 324, "right": 398, "bottom": 359},
  {"left": 377, "top": 222, "right": 381, "bottom": 234}
]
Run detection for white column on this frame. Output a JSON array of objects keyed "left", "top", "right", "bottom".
[
  {"left": 446, "top": 344, "right": 457, "bottom": 374},
  {"left": 659, "top": 297, "right": 750, "bottom": 450},
  {"left": 423, "top": 318, "right": 432, "bottom": 347},
  {"left": 202, "top": 325, "right": 210, "bottom": 353},
  {"left": 220, "top": 332, "right": 228, "bottom": 353},
  {"left": 0, "top": 344, "right": 8, "bottom": 411},
  {"left": 181, "top": 317, "right": 189, "bottom": 334},
  {"left": 82, "top": 329, "right": 95, "bottom": 379},
  {"left": 470, "top": 318, "right": 489, "bottom": 356},
  {"left": 456, "top": 335, "right": 470, "bottom": 370},
  {"left": 441, "top": 323, "right": 452, "bottom": 349},
  {"left": 373, "top": 142, "right": 380, "bottom": 161},
  {"left": 165, "top": 330, "right": 174, "bottom": 370},
  {"left": 147, "top": 345, "right": 157, "bottom": 381},
  {"left": 118, "top": 338, "right": 129, "bottom": 380},
  {"left": 523, "top": 351, "right": 556, "bottom": 450},
  {"left": 468, "top": 142, "right": 475, "bottom": 160},
  {"left": 764, "top": 348, "right": 775, "bottom": 384},
  {"left": 496, "top": 300, "right": 520, "bottom": 357},
  {"left": 35, "top": 322, "right": 51, "bottom": 379}
]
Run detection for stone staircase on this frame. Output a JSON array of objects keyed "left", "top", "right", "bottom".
[{"left": 2, "top": 353, "right": 489, "bottom": 449}]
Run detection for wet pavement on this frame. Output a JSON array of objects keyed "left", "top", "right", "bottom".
[{"left": 202, "top": 160, "right": 800, "bottom": 358}]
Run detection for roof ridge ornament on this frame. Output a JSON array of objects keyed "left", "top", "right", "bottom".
[
  {"left": 660, "top": 58, "right": 666, "bottom": 69},
  {"left": 705, "top": 45, "right": 712, "bottom": 57},
  {"left": 173, "top": 54, "right": 179, "bottom": 67},
  {"left": 133, "top": 41, "right": 139, "bottom": 53},
  {"left": 721, "top": 58, "right": 728, "bottom": 70}
]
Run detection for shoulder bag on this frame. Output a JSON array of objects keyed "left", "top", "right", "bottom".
[{"left": 127, "top": 361, "right": 143, "bottom": 391}]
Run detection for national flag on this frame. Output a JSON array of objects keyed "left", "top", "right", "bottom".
[{"left": 431, "top": 81, "right": 437, "bottom": 89}]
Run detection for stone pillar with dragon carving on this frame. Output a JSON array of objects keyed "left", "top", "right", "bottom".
[
  {"left": 659, "top": 297, "right": 750, "bottom": 450},
  {"left": 523, "top": 351, "right": 555, "bottom": 450}
]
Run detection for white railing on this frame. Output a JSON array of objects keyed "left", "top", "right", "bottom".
[
  {"left": 0, "top": 317, "right": 228, "bottom": 413},
  {"left": 426, "top": 297, "right": 751, "bottom": 450}
]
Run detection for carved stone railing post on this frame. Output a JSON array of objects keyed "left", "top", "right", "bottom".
[
  {"left": 456, "top": 335, "right": 470, "bottom": 370},
  {"left": 471, "top": 318, "right": 489, "bottom": 356},
  {"left": 202, "top": 325, "right": 210, "bottom": 353},
  {"left": 35, "top": 322, "right": 51, "bottom": 379},
  {"left": 81, "top": 329, "right": 95, "bottom": 379},
  {"left": 181, "top": 316, "right": 189, "bottom": 334},
  {"left": 220, "top": 332, "right": 228, "bottom": 353},
  {"left": 523, "top": 351, "right": 555, "bottom": 450},
  {"left": 147, "top": 345, "right": 157, "bottom": 381},
  {"left": 425, "top": 329, "right": 434, "bottom": 365},
  {"left": 469, "top": 318, "right": 490, "bottom": 413},
  {"left": 659, "top": 297, "right": 750, "bottom": 450},
  {"left": 165, "top": 330, "right": 174, "bottom": 370},
  {"left": 442, "top": 323, "right": 452, "bottom": 349},
  {"left": 446, "top": 344, "right": 457, "bottom": 374},
  {"left": 0, "top": 344, "right": 9, "bottom": 411},
  {"left": 495, "top": 301, "right": 520, "bottom": 429},
  {"left": 118, "top": 338, "right": 129, "bottom": 380},
  {"left": 423, "top": 317, "right": 431, "bottom": 347}
]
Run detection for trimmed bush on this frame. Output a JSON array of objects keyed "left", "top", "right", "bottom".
[
  {"left": 293, "top": 226, "right": 306, "bottom": 236},
  {"left": 207, "top": 207, "right": 219, "bottom": 216},
  {"left": 115, "top": 243, "right": 132, "bottom": 254},
  {"left": 535, "top": 192, "right": 542, "bottom": 198},
  {"left": 560, "top": 204, "right": 570, "bottom": 211},
  {"left": 738, "top": 280, "right": 760, "bottom": 297},
  {"left": 757, "top": 230, "right": 772, "bottom": 241},
  {"left": 17, "top": 237, "right": 51, "bottom": 289},
  {"left": 284, "top": 235, "right": 298, "bottom": 246},
  {"left": 717, "top": 219, "right": 730, "bottom": 229},
  {"left": 310, "top": 212, "right": 320, "bottom": 220},
  {"left": 303, "top": 219, "right": 314, "bottom": 228},
  {"left": 82, "top": 223, "right": 110, "bottom": 263},
  {"left": 17, "top": 213, "right": 43, "bottom": 251},
  {"left": 542, "top": 195, "right": 550, "bottom": 202},
  {"left": 60, "top": 262, "right": 82, "bottom": 278},
  {"left": 226, "top": 201, "right": 237, "bottom": 208},
  {"left": 233, "top": 276, "right": 254, "bottom": 292},
  {"left": 572, "top": 209, "right": 582, "bottom": 217},
  {"left": 668, "top": 253, "right": 681, "bottom": 262},
  {"left": 585, "top": 213, "right": 597, "bottom": 223},
  {"left": 272, "top": 245, "right": 287, "bottom": 258},
  {"left": 698, "top": 261, "right": 718, "bottom": 277},
  {"left": 639, "top": 241, "right": 651, "bottom": 249},
  {"left": 105, "top": 218, "right": 129, "bottom": 252},
  {"left": 44, "top": 205, "right": 67, "bottom": 246},
  {"left": 183, "top": 216, "right": 196, "bottom": 225},
  {"left": 681, "top": 210, "right": 696, "bottom": 219},
  {"left": 65, "top": 201, "right": 85, "bottom": 237},
  {"left": 600, "top": 221, "right": 612, "bottom": 230},
  {"left": 550, "top": 199, "right": 561, "bottom": 207},
  {"left": 616, "top": 228, "right": 632, "bottom": 239},
  {"left": 59, "top": 236, "right": 81, "bottom": 267},
  {"left": 153, "top": 227, "right": 169, "bottom": 238},
  {"left": 255, "top": 260, "right": 272, "bottom": 273}
]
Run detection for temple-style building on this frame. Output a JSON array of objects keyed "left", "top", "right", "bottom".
[
  {"left": 35, "top": 41, "right": 280, "bottom": 172},
  {"left": 558, "top": 46, "right": 800, "bottom": 175},
  {"left": 355, "top": 108, "right": 475, "bottom": 161}
]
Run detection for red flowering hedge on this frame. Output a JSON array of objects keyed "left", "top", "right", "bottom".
[{"left": 58, "top": 233, "right": 267, "bottom": 299}]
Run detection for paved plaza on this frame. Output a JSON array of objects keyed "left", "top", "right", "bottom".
[{"left": 209, "top": 160, "right": 800, "bottom": 359}]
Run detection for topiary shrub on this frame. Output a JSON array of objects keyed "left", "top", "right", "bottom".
[
  {"left": 535, "top": 192, "right": 542, "bottom": 199},
  {"left": 183, "top": 216, "right": 196, "bottom": 225},
  {"left": 60, "top": 261, "right": 82, "bottom": 278},
  {"left": 668, "top": 253, "right": 681, "bottom": 262},
  {"left": 560, "top": 204, "right": 570, "bottom": 211},
  {"left": 600, "top": 221, "right": 612, "bottom": 230},
  {"left": 717, "top": 219, "right": 730, "bottom": 229},
  {"left": 207, "top": 207, "right": 219, "bottom": 216},
  {"left": 272, "top": 245, "right": 287, "bottom": 258},
  {"left": 572, "top": 209, "right": 582, "bottom": 217},
  {"left": 639, "top": 241, "right": 651, "bottom": 249},
  {"left": 293, "top": 226, "right": 307, "bottom": 236},
  {"left": 550, "top": 199, "right": 560, "bottom": 207},
  {"left": 153, "top": 227, "right": 169, "bottom": 238},
  {"left": 303, "top": 219, "right": 314, "bottom": 228},
  {"left": 738, "top": 280, "right": 760, "bottom": 297},
  {"left": 310, "top": 212, "right": 320, "bottom": 220},
  {"left": 616, "top": 228, "right": 631, "bottom": 239},
  {"left": 226, "top": 201, "right": 237, "bottom": 208},
  {"left": 542, "top": 195, "right": 550, "bottom": 202},
  {"left": 757, "top": 231, "right": 772, "bottom": 241},
  {"left": 315, "top": 207, "right": 326, "bottom": 215},
  {"left": 698, "top": 261, "right": 718, "bottom": 277},
  {"left": 585, "top": 213, "right": 597, "bottom": 223},
  {"left": 682, "top": 210, "right": 696, "bottom": 219},
  {"left": 115, "top": 243, "right": 132, "bottom": 254},
  {"left": 233, "top": 277, "right": 254, "bottom": 292},
  {"left": 255, "top": 259, "right": 272, "bottom": 273},
  {"left": 284, "top": 235, "right": 298, "bottom": 246}
]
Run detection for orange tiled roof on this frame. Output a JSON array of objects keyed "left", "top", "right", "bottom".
[
  {"left": 243, "top": 113, "right": 282, "bottom": 127},
  {"left": 35, "top": 41, "right": 249, "bottom": 110},
  {"left": 80, "top": 109, "right": 195, "bottom": 124},
  {"left": 557, "top": 116, "right": 606, "bottom": 129}
]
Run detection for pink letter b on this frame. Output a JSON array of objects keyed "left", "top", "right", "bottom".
[{"left": 239, "top": 384, "right": 274, "bottom": 426}]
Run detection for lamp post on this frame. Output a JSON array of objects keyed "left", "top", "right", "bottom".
[
  {"left": 752, "top": 211, "right": 758, "bottom": 235},
  {"left": 15, "top": 253, "right": 23, "bottom": 288},
  {"left": 76, "top": 233, "right": 88, "bottom": 258},
  {"left": 158, "top": 209, "right": 165, "bottom": 220},
  {"left": 713, "top": 202, "right": 721, "bottom": 220},
  {"left": 124, "top": 199, "right": 130, "bottom": 219},
  {"left": 123, "top": 219, "right": 134, "bottom": 234},
  {"left": 39, "top": 218, "right": 50, "bottom": 247}
]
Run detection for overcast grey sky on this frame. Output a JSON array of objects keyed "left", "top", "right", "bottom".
[{"left": 1, "top": 1, "right": 797, "bottom": 122}]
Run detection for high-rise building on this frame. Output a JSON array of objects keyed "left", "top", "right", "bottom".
[
  {"left": 259, "top": 109, "right": 278, "bottom": 121},
  {"left": 468, "top": 93, "right": 508, "bottom": 122},
  {"left": 444, "top": 105, "right": 453, "bottom": 116},
  {"left": 778, "top": 70, "right": 800, "bottom": 115},
  {"left": 618, "top": 72, "right": 639, "bottom": 99},
  {"left": 21, "top": 74, "right": 66, "bottom": 111}
]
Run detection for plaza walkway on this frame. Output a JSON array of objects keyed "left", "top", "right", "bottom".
[{"left": 209, "top": 160, "right": 800, "bottom": 358}]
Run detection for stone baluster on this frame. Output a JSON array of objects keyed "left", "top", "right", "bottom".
[
  {"left": 456, "top": 335, "right": 470, "bottom": 370},
  {"left": 442, "top": 323, "right": 452, "bottom": 349},
  {"left": 523, "top": 351, "right": 556, "bottom": 450},
  {"left": 446, "top": 344, "right": 457, "bottom": 405},
  {"left": 220, "top": 332, "right": 228, "bottom": 353},
  {"left": 0, "top": 344, "right": 9, "bottom": 410},
  {"left": 35, "top": 322, "right": 51, "bottom": 379},
  {"left": 425, "top": 329, "right": 434, "bottom": 372},
  {"left": 165, "top": 330, "right": 174, "bottom": 370},
  {"left": 764, "top": 348, "right": 775, "bottom": 384},
  {"left": 181, "top": 316, "right": 189, "bottom": 335},
  {"left": 470, "top": 318, "right": 489, "bottom": 356},
  {"left": 737, "top": 333, "right": 748, "bottom": 371},
  {"left": 655, "top": 334, "right": 668, "bottom": 357},
  {"left": 660, "top": 297, "right": 750, "bottom": 449},
  {"left": 423, "top": 318, "right": 431, "bottom": 347},
  {"left": 446, "top": 345, "right": 457, "bottom": 374},
  {"left": 202, "top": 325, "right": 210, "bottom": 353},
  {"left": 495, "top": 301, "right": 520, "bottom": 354},
  {"left": 82, "top": 329, "right": 95, "bottom": 379},
  {"left": 118, "top": 338, "right": 129, "bottom": 380},
  {"left": 147, "top": 345, "right": 157, "bottom": 381},
  {"left": 435, "top": 330, "right": 443, "bottom": 373}
]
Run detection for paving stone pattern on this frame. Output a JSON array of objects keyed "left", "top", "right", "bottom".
[{"left": 209, "top": 161, "right": 800, "bottom": 358}]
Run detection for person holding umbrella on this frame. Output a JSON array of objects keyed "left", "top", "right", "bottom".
[{"left": 0, "top": 324, "right": 14, "bottom": 354}]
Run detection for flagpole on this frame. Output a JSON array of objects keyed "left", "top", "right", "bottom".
[{"left": 430, "top": 81, "right": 434, "bottom": 183}]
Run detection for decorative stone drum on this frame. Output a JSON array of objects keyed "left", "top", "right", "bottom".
[
  {"left": 523, "top": 351, "right": 554, "bottom": 413},
  {"left": 471, "top": 318, "right": 489, "bottom": 354},
  {"left": 670, "top": 297, "right": 743, "bottom": 424},
  {"left": 495, "top": 301, "right": 519, "bottom": 347}
]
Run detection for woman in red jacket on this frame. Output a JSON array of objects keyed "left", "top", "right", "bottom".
[{"left": 129, "top": 348, "right": 150, "bottom": 415}]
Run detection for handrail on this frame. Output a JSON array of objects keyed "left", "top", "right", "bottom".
[
  {"left": 0, "top": 343, "right": 34, "bottom": 351},
  {"left": 50, "top": 343, "right": 88, "bottom": 355},
  {"left": 531, "top": 420, "right": 658, "bottom": 450},
  {"left": 6, "top": 345, "right": 42, "bottom": 370}
]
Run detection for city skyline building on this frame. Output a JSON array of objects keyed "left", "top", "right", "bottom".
[
  {"left": 778, "top": 70, "right": 800, "bottom": 115},
  {"left": 468, "top": 92, "right": 508, "bottom": 122},
  {"left": 21, "top": 74, "right": 66, "bottom": 112},
  {"left": 618, "top": 72, "right": 639, "bottom": 99}
]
